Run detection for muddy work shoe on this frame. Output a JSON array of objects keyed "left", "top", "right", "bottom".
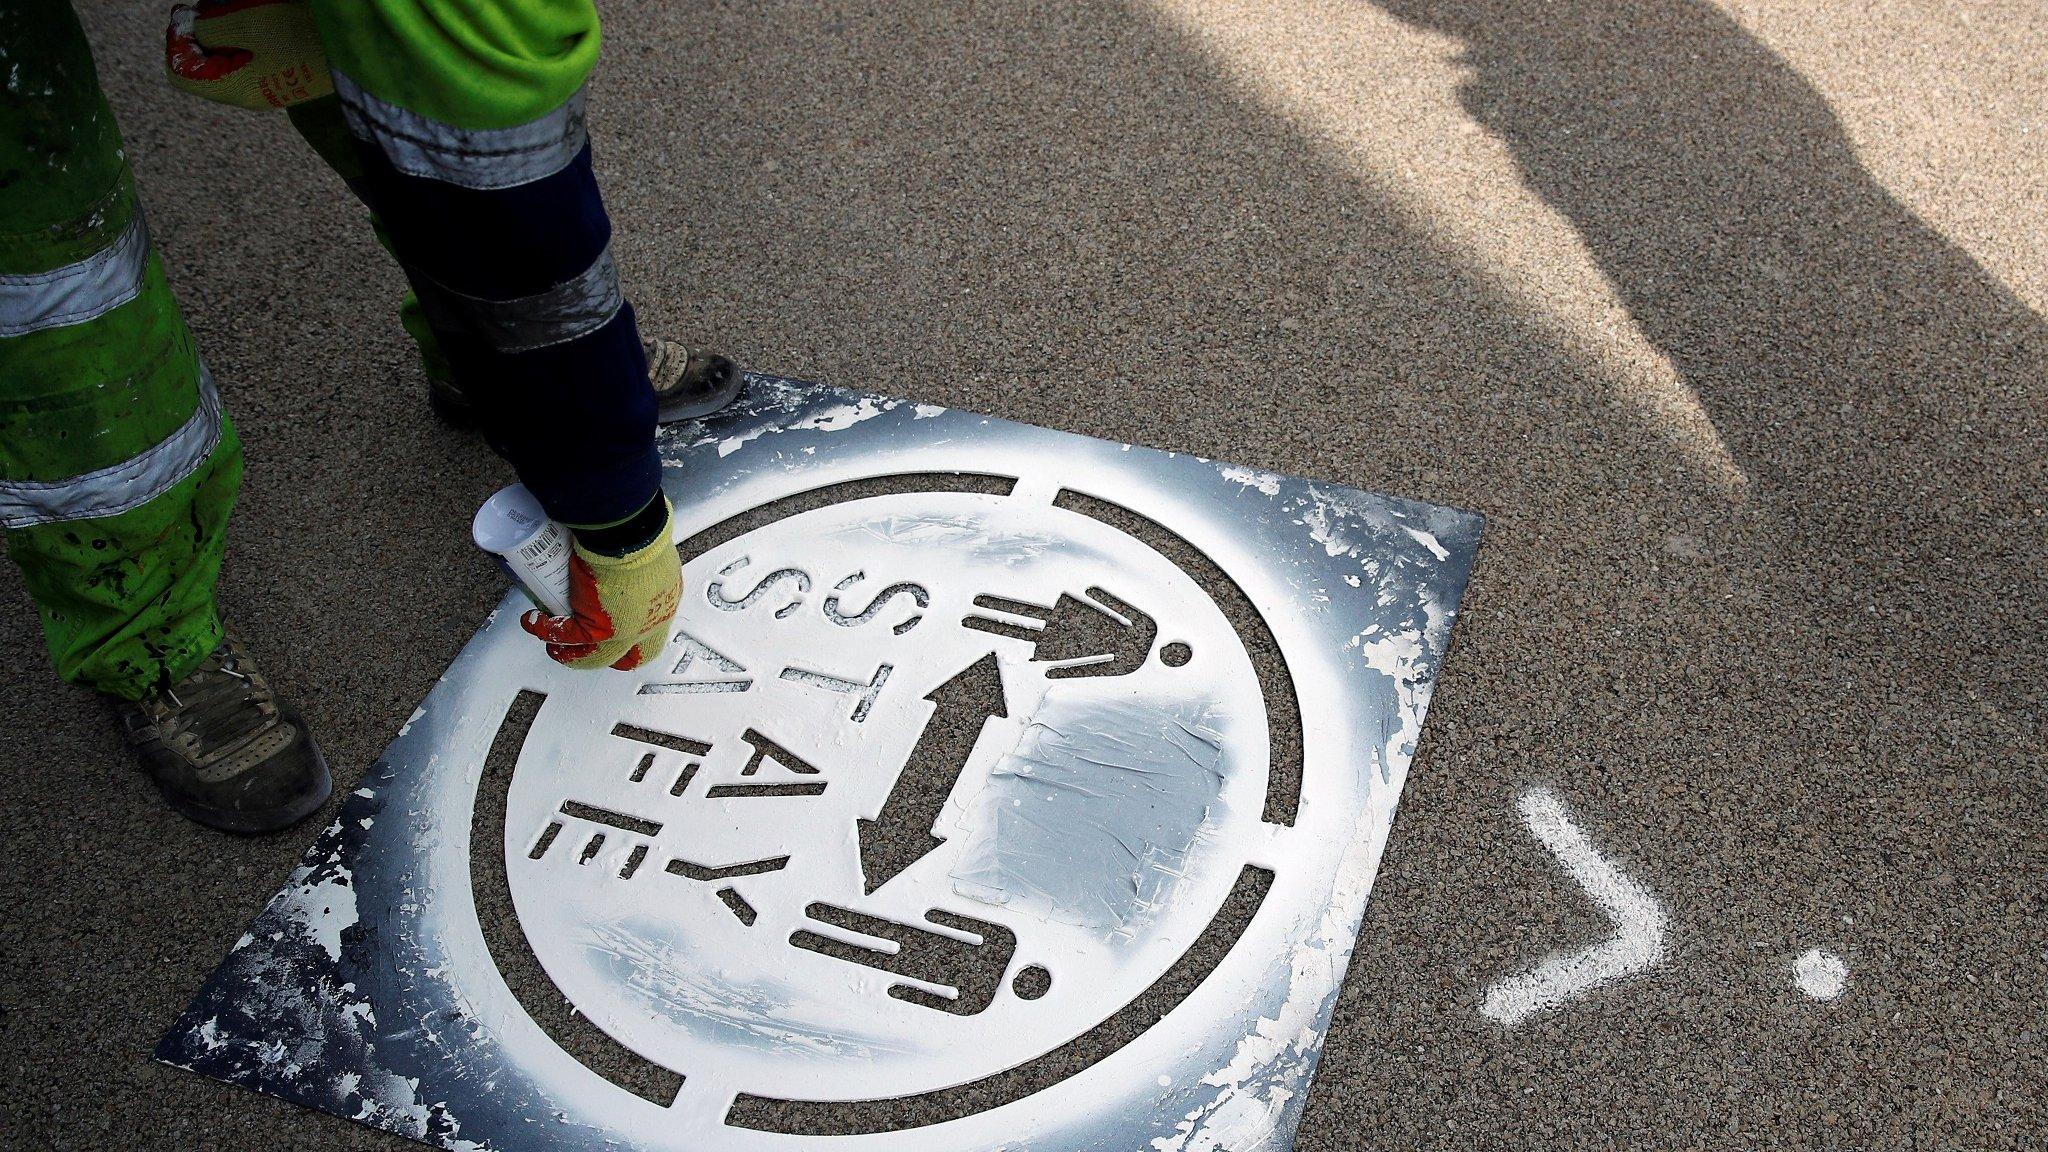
[
  {"left": 646, "top": 337, "right": 743, "bottom": 422},
  {"left": 117, "top": 635, "right": 332, "bottom": 834}
]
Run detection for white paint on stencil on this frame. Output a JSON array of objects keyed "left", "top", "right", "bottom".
[
  {"left": 1793, "top": 948, "right": 1849, "bottom": 1001},
  {"left": 707, "top": 396, "right": 903, "bottom": 456},
  {"left": 1352, "top": 629, "right": 1423, "bottom": 683},
  {"left": 1400, "top": 524, "right": 1449, "bottom": 561},
  {"left": 1481, "top": 787, "right": 1667, "bottom": 1026},
  {"left": 794, "top": 396, "right": 895, "bottom": 434},
  {"left": 296, "top": 867, "right": 359, "bottom": 963},
  {"left": 1347, "top": 625, "right": 1429, "bottom": 777},
  {"left": 1152, "top": 802, "right": 1397, "bottom": 1151},
  {"left": 1217, "top": 464, "right": 1283, "bottom": 496},
  {"left": 177, "top": 376, "right": 1483, "bottom": 1152}
]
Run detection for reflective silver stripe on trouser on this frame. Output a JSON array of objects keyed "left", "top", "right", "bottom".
[
  {"left": 330, "top": 71, "right": 588, "bottom": 190},
  {"left": 0, "top": 366, "right": 225, "bottom": 530},
  {"left": 0, "top": 213, "right": 150, "bottom": 337},
  {"left": 411, "top": 244, "right": 623, "bottom": 354}
]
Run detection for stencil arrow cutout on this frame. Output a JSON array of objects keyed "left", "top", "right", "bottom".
[{"left": 856, "top": 653, "right": 1006, "bottom": 894}]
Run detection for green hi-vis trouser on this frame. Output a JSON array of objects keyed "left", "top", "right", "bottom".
[
  {"left": 0, "top": 1, "right": 239, "bottom": 700},
  {"left": 0, "top": 0, "right": 601, "bottom": 700}
]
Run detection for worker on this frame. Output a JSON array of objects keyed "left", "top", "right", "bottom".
[{"left": 0, "top": 0, "right": 698, "bottom": 834}]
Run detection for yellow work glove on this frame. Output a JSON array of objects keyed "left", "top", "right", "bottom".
[
  {"left": 165, "top": 0, "right": 333, "bottom": 110},
  {"left": 519, "top": 498, "right": 682, "bottom": 672}
]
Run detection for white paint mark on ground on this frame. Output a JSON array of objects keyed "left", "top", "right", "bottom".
[
  {"left": 1793, "top": 948, "right": 1849, "bottom": 1001},
  {"left": 1482, "top": 787, "right": 1667, "bottom": 1026}
]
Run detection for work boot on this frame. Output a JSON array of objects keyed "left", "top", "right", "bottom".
[
  {"left": 116, "top": 633, "right": 332, "bottom": 834},
  {"left": 646, "top": 337, "right": 744, "bottom": 422}
]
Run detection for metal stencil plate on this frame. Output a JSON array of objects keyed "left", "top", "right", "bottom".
[{"left": 157, "top": 376, "right": 1483, "bottom": 1151}]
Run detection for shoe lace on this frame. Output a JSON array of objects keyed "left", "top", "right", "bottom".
[
  {"left": 645, "top": 337, "right": 688, "bottom": 391},
  {"left": 154, "top": 642, "right": 278, "bottom": 758}
]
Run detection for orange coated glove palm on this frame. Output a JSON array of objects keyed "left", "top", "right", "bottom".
[
  {"left": 519, "top": 499, "right": 682, "bottom": 672},
  {"left": 165, "top": 0, "right": 333, "bottom": 110}
]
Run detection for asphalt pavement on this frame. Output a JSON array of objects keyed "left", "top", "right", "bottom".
[{"left": 2, "top": 1, "right": 2042, "bottom": 1148}]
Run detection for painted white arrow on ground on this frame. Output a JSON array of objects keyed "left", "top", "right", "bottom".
[{"left": 1482, "top": 786, "right": 1668, "bottom": 1026}]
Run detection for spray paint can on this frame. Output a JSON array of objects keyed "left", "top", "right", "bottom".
[{"left": 471, "top": 484, "right": 573, "bottom": 617}]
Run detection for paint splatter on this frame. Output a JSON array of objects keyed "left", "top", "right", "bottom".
[{"left": 1793, "top": 948, "right": 1849, "bottom": 1001}]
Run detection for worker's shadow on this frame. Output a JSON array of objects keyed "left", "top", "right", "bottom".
[
  {"left": 1364, "top": 0, "right": 2048, "bottom": 705},
  {"left": 616, "top": 0, "right": 2042, "bottom": 716}
]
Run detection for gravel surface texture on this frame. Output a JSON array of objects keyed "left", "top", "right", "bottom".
[{"left": 2, "top": 1, "right": 2042, "bottom": 1148}]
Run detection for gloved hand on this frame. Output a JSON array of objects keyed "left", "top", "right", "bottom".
[
  {"left": 165, "top": 0, "right": 333, "bottom": 110},
  {"left": 519, "top": 498, "right": 682, "bottom": 671}
]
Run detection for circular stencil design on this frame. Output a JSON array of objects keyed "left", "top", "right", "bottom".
[{"left": 501, "top": 486, "right": 1272, "bottom": 1103}]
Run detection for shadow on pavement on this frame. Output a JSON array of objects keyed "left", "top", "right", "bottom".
[
  {"left": 1370, "top": 0, "right": 2048, "bottom": 709},
  {"left": 0, "top": 1, "right": 2039, "bottom": 1148},
  {"left": 604, "top": 0, "right": 2042, "bottom": 1144}
]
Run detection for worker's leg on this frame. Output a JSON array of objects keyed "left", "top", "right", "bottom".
[
  {"left": 2, "top": 1, "right": 330, "bottom": 833},
  {"left": 284, "top": 94, "right": 461, "bottom": 398},
  {"left": 307, "top": 0, "right": 658, "bottom": 529},
  {"left": 0, "top": 0, "right": 242, "bottom": 702}
]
